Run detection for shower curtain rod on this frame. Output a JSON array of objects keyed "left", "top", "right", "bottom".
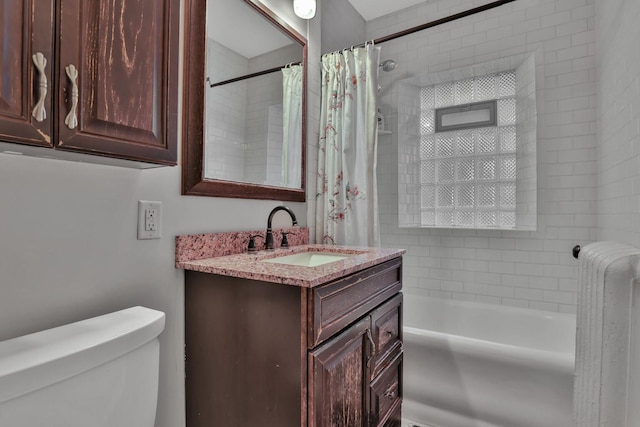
[
  {"left": 207, "top": 61, "right": 302, "bottom": 88},
  {"left": 338, "top": 0, "right": 517, "bottom": 52}
]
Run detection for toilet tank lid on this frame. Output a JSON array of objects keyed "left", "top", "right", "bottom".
[{"left": 0, "top": 306, "right": 165, "bottom": 404}]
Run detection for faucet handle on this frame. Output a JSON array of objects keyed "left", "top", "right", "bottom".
[
  {"left": 281, "top": 231, "right": 295, "bottom": 248},
  {"left": 248, "top": 234, "right": 263, "bottom": 253}
]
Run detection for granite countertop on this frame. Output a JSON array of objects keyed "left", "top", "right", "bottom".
[{"left": 177, "top": 244, "right": 405, "bottom": 288}]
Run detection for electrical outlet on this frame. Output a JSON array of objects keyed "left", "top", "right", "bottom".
[
  {"left": 145, "top": 208, "right": 157, "bottom": 231},
  {"left": 138, "top": 201, "right": 162, "bottom": 240}
]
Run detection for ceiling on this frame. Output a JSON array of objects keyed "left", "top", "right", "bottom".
[
  {"left": 208, "top": 0, "right": 295, "bottom": 59},
  {"left": 346, "top": 0, "right": 426, "bottom": 21},
  {"left": 208, "top": 0, "right": 426, "bottom": 59}
]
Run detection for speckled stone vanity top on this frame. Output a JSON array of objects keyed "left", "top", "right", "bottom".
[{"left": 175, "top": 229, "right": 405, "bottom": 288}]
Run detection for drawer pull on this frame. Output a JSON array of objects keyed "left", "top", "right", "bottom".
[
  {"left": 383, "top": 389, "right": 396, "bottom": 400},
  {"left": 366, "top": 329, "right": 375, "bottom": 349},
  {"left": 64, "top": 64, "right": 79, "bottom": 129},
  {"left": 32, "top": 52, "right": 48, "bottom": 122}
]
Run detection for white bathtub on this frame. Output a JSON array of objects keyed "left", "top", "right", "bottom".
[{"left": 402, "top": 296, "right": 576, "bottom": 427}]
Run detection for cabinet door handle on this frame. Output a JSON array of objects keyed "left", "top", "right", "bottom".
[
  {"left": 64, "top": 64, "right": 79, "bottom": 129},
  {"left": 365, "top": 329, "right": 375, "bottom": 368},
  {"left": 366, "top": 329, "right": 376, "bottom": 352},
  {"left": 31, "top": 52, "right": 48, "bottom": 122}
]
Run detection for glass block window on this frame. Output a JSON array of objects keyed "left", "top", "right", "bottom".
[{"left": 419, "top": 71, "right": 517, "bottom": 229}]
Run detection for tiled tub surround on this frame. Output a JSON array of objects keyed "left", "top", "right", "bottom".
[
  {"left": 370, "top": 0, "right": 598, "bottom": 312},
  {"left": 176, "top": 228, "right": 404, "bottom": 287}
]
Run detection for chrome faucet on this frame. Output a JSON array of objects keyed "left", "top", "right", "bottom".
[{"left": 265, "top": 206, "right": 298, "bottom": 250}]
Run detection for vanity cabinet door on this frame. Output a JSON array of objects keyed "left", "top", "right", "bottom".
[
  {"left": 0, "top": 1, "right": 54, "bottom": 148},
  {"left": 309, "top": 318, "right": 371, "bottom": 427},
  {"left": 56, "top": 0, "right": 178, "bottom": 164}
]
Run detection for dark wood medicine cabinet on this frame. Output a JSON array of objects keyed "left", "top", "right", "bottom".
[
  {"left": 0, "top": 0, "right": 180, "bottom": 167},
  {"left": 181, "top": 0, "right": 307, "bottom": 201}
]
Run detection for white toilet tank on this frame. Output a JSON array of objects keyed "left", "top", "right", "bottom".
[{"left": 0, "top": 306, "right": 165, "bottom": 427}]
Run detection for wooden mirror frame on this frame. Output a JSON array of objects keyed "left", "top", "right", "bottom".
[{"left": 182, "top": 0, "right": 307, "bottom": 201}]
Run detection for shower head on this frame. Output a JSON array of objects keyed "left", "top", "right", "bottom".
[{"left": 379, "top": 59, "right": 397, "bottom": 72}]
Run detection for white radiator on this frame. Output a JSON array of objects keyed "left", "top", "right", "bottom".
[{"left": 574, "top": 241, "right": 640, "bottom": 427}]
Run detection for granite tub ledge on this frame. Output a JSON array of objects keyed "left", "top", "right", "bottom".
[{"left": 176, "top": 244, "right": 405, "bottom": 288}]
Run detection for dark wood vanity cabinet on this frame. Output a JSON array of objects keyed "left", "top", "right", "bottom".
[
  {"left": 0, "top": 0, "right": 178, "bottom": 165},
  {"left": 185, "top": 257, "right": 403, "bottom": 427}
]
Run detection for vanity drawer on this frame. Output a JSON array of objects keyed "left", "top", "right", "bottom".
[
  {"left": 308, "top": 258, "right": 402, "bottom": 348},
  {"left": 370, "top": 352, "right": 403, "bottom": 427},
  {"left": 370, "top": 293, "right": 402, "bottom": 378}
]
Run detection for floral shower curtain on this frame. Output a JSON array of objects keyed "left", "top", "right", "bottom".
[
  {"left": 316, "top": 44, "right": 381, "bottom": 246},
  {"left": 282, "top": 64, "right": 303, "bottom": 188}
]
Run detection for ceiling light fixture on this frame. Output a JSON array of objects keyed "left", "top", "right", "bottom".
[{"left": 294, "top": 0, "right": 316, "bottom": 19}]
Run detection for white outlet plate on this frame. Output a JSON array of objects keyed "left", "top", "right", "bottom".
[{"left": 138, "top": 200, "right": 162, "bottom": 240}]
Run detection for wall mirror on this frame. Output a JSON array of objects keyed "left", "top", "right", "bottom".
[{"left": 182, "top": 0, "right": 307, "bottom": 201}]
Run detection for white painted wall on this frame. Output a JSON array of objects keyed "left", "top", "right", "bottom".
[
  {"left": 370, "top": 0, "right": 598, "bottom": 313},
  {"left": 0, "top": 155, "right": 308, "bottom": 427},
  {"left": 321, "top": 0, "right": 366, "bottom": 54}
]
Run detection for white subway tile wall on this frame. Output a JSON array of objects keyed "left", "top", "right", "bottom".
[
  {"left": 596, "top": 0, "right": 640, "bottom": 245},
  {"left": 370, "top": 0, "right": 597, "bottom": 313},
  {"left": 265, "top": 104, "right": 284, "bottom": 186},
  {"left": 205, "top": 39, "right": 248, "bottom": 182},
  {"left": 244, "top": 72, "right": 282, "bottom": 185}
]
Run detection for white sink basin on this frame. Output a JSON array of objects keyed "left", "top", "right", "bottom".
[{"left": 262, "top": 252, "right": 355, "bottom": 267}]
